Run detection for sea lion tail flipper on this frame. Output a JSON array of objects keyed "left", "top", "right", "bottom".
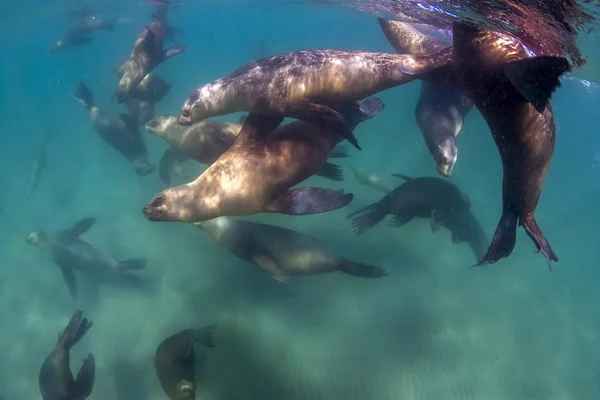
[
  {"left": 346, "top": 202, "right": 387, "bottom": 235},
  {"left": 315, "top": 162, "right": 343, "bottom": 181},
  {"left": 193, "top": 323, "right": 217, "bottom": 348},
  {"left": 286, "top": 101, "right": 361, "bottom": 150},
  {"left": 503, "top": 56, "right": 571, "bottom": 114},
  {"left": 59, "top": 310, "right": 93, "bottom": 349},
  {"left": 521, "top": 215, "right": 558, "bottom": 271},
  {"left": 63, "top": 217, "right": 96, "bottom": 238},
  {"left": 162, "top": 46, "right": 188, "bottom": 62},
  {"left": 267, "top": 188, "right": 353, "bottom": 215},
  {"left": 118, "top": 258, "right": 147, "bottom": 271},
  {"left": 133, "top": 161, "right": 157, "bottom": 176},
  {"left": 338, "top": 259, "right": 387, "bottom": 278},
  {"left": 391, "top": 173, "right": 413, "bottom": 181},
  {"left": 340, "top": 97, "right": 385, "bottom": 128},
  {"left": 73, "top": 354, "right": 95, "bottom": 399},
  {"left": 474, "top": 211, "right": 518, "bottom": 268},
  {"left": 72, "top": 81, "right": 94, "bottom": 109},
  {"left": 328, "top": 144, "right": 349, "bottom": 158}
]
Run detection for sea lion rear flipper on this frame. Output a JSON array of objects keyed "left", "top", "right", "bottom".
[
  {"left": 193, "top": 323, "right": 217, "bottom": 348},
  {"left": 391, "top": 173, "right": 413, "bottom": 181},
  {"left": 162, "top": 46, "right": 188, "bottom": 62},
  {"left": 430, "top": 209, "right": 444, "bottom": 233},
  {"left": 388, "top": 214, "right": 410, "bottom": 228},
  {"left": 521, "top": 215, "right": 558, "bottom": 271},
  {"left": 347, "top": 202, "right": 388, "bottom": 235},
  {"left": 474, "top": 211, "right": 518, "bottom": 268},
  {"left": 286, "top": 101, "right": 361, "bottom": 150},
  {"left": 59, "top": 310, "right": 93, "bottom": 348},
  {"left": 315, "top": 162, "right": 343, "bottom": 181},
  {"left": 338, "top": 259, "right": 387, "bottom": 278},
  {"left": 266, "top": 188, "right": 353, "bottom": 216},
  {"left": 503, "top": 56, "right": 571, "bottom": 114},
  {"left": 118, "top": 258, "right": 147, "bottom": 271},
  {"left": 58, "top": 263, "right": 78, "bottom": 299},
  {"left": 328, "top": 144, "right": 349, "bottom": 158},
  {"left": 62, "top": 217, "right": 96, "bottom": 239},
  {"left": 73, "top": 354, "right": 95, "bottom": 399}
]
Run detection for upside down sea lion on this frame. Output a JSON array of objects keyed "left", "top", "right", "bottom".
[
  {"left": 196, "top": 217, "right": 387, "bottom": 282},
  {"left": 178, "top": 47, "right": 453, "bottom": 150},
  {"left": 50, "top": 15, "right": 116, "bottom": 52},
  {"left": 143, "top": 97, "right": 384, "bottom": 223}
]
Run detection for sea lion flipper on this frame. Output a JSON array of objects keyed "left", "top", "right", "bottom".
[
  {"left": 118, "top": 258, "right": 147, "bottom": 271},
  {"left": 347, "top": 202, "right": 388, "bottom": 234},
  {"left": 57, "top": 263, "right": 78, "bottom": 299},
  {"left": 388, "top": 214, "right": 410, "bottom": 228},
  {"left": 73, "top": 353, "right": 95, "bottom": 399},
  {"left": 391, "top": 173, "right": 413, "bottom": 181},
  {"left": 61, "top": 217, "right": 96, "bottom": 239},
  {"left": 60, "top": 310, "right": 93, "bottom": 348},
  {"left": 475, "top": 211, "right": 518, "bottom": 268},
  {"left": 251, "top": 254, "right": 289, "bottom": 282},
  {"left": 338, "top": 259, "right": 387, "bottom": 278},
  {"left": 430, "top": 209, "right": 444, "bottom": 233},
  {"left": 315, "top": 162, "right": 343, "bottom": 181},
  {"left": 521, "top": 215, "right": 558, "bottom": 271},
  {"left": 159, "top": 148, "right": 190, "bottom": 185},
  {"left": 328, "top": 144, "right": 349, "bottom": 158},
  {"left": 162, "top": 46, "right": 187, "bottom": 62},
  {"left": 267, "top": 187, "right": 353, "bottom": 215},
  {"left": 193, "top": 323, "right": 217, "bottom": 348},
  {"left": 503, "top": 56, "right": 571, "bottom": 114}
]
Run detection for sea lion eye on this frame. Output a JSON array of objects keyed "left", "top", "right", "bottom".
[{"left": 181, "top": 109, "right": 190, "bottom": 118}]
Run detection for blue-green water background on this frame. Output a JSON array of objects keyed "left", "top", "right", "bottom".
[{"left": 1, "top": 1, "right": 600, "bottom": 399}]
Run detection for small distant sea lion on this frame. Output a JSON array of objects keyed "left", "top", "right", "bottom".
[
  {"left": 143, "top": 97, "right": 384, "bottom": 223},
  {"left": 125, "top": 98, "right": 155, "bottom": 124},
  {"left": 115, "top": 8, "right": 186, "bottom": 103},
  {"left": 349, "top": 166, "right": 393, "bottom": 193},
  {"left": 398, "top": 21, "right": 568, "bottom": 269},
  {"left": 155, "top": 324, "right": 216, "bottom": 400},
  {"left": 50, "top": 16, "right": 116, "bottom": 52},
  {"left": 25, "top": 217, "right": 147, "bottom": 298},
  {"left": 73, "top": 81, "right": 156, "bottom": 176},
  {"left": 196, "top": 217, "right": 387, "bottom": 282},
  {"left": 114, "top": 64, "right": 172, "bottom": 103},
  {"left": 347, "top": 174, "right": 471, "bottom": 236},
  {"left": 378, "top": 19, "right": 473, "bottom": 176},
  {"left": 39, "top": 310, "right": 95, "bottom": 400},
  {"left": 27, "top": 131, "right": 53, "bottom": 196},
  {"left": 179, "top": 47, "right": 453, "bottom": 150}
]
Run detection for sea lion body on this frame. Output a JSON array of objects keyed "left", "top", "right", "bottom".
[
  {"left": 348, "top": 166, "right": 393, "bottom": 193},
  {"left": 143, "top": 98, "right": 384, "bottom": 222},
  {"left": 114, "top": 64, "right": 172, "bottom": 103},
  {"left": 441, "top": 209, "right": 490, "bottom": 262},
  {"left": 196, "top": 217, "right": 386, "bottom": 281},
  {"left": 155, "top": 325, "right": 216, "bottom": 400},
  {"left": 125, "top": 98, "right": 155, "bottom": 124},
  {"left": 26, "top": 218, "right": 147, "bottom": 298},
  {"left": 39, "top": 310, "right": 94, "bottom": 400},
  {"left": 27, "top": 131, "right": 53, "bottom": 195},
  {"left": 50, "top": 16, "right": 115, "bottom": 52}
]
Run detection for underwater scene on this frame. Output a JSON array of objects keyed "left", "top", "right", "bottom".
[{"left": 1, "top": 0, "right": 600, "bottom": 399}]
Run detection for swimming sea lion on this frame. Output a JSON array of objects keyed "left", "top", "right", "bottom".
[
  {"left": 348, "top": 165, "right": 393, "bottom": 193},
  {"left": 39, "top": 310, "right": 94, "bottom": 400},
  {"left": 441, "top": 208, "right": 490, "bottom": 263},
  {"left": 155, "top": 324, "right": 216, "bottom": 400},
  {"left": 347, "top": 174, "right": 471, "bottom": 237},
  {"left": 114, "top": 64, "right": 172, "bottom": 103},
  {"left": 25, "top": 217, "right": 147, "bottom": 298},
  {"left": 125, "top": 98, "right": 155, "bottom": 124},
  {"left": 114, "top": 9, "right": 186, "bottom": 104},
  {"left": 378, "top": 19, "right": 473, "bottom": 176},
  {"left": 158, "top": 148, "right": 195, "bottom": 185},
  {"left": 196, "top": 217, "right": 387, "bottom": 282},
  {"left": 179, "top": 47, "right": 453, "bottom": 150},
  {"left": 27, "top": 131, "right": 53, "bottom": 196},
  {"left": 73, "top": 81, "right": 156, "bottom": 176},
  {"left": 143, "top": 97, "right": 384, "bottom": 222},
  {"left": 398, "top": 21, "right": 568, "bottom": 269},
  {"left": 50, "top": 16, "right": 116, "bottom": 52}
]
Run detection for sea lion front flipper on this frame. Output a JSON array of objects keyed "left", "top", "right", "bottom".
[
  {"left": 315, "top": 162, "right": 343, "bottom": 181},
  {"left": 118, "top": 258, "right": 147, "bottom": 272},
  {"left": 57, "top": 262, "right": 78, "bottom": 299},
  {"left": 521, "top": 214, "right": 558, "bottom": 271},
  {"left": 61, "top": 217, "right": 96, "bottom": 239},
  {"left": 391, "top": 173, "right": 413, "bottom": 181},
  {"left": 430, "top": 209, "right": 444, "bottom": 233},
  {"left": 337, "top": 259, "right": 387, "bottom": 278},
  {"left": 73, "top": 353, "right": 95, "bottom": 399},
  {"left": 266, "top": 187, "right": 353, "bottom": 215},
  {"left": 503, "top": 56, "right": 571, "bottom": 114},
  {"left": 285, "top": 101, "right": 361, "bottom": 150},
  {"left": 328, "top": 144, "right": 349, "bottom": 158},
  {"left": 474, "top": 211, "right": 518, "bottom": 268},
  {"left": 162, "top": 46, "right": 188, "bottom": 62},
  {"left": 347, "top": 202, "right": 388, "bottom": 234},
  {"left": 193, "top": 323, "right": 217, "bottom": 348},
  {"left": 251, "top": 254, "right": 290, "bottom": 283}
]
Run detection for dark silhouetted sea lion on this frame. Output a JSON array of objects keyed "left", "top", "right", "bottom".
[
  {"left": 50, "top": 16, "right": 116, "bottom": 52},
  {"left": 155, "top": 324, "right": 216, "bottom": 400},
  {"left": 27, "top": 131, "right": 53, "bottom": 196},
  {"left": 398, "top": 21, "right": 568, "bottom": 269},
  {"left": 347, "top": 174, "right": 471, "bottom": 236},
  {"left": 196, "top": 217, "right": 387, "bottom": 282},
  {"left": 441, "top": 208, "right": 490, "bottom": 263},
  {"left": 349, "top": 165, "right": 393, "bottom": 193},
  {"left": 179, "top": 47, "right": 453, "bottom": 150},
  {"left": 39, "top": 310, "right": 94, "bottom": 400},
  {"left": 26, "top": 217, "right": 147, "bottom": 298},
  {"left": 115, "top": 9, "right": 186, "bottom": 103},
  {"left": 114, "top": 64, "right": 172, "bottom": 103},
  {"left": 125, "top": 98, "right": 155, "bottom": 124},
  {"left": 378, "top": 19, "right": 473, "bottom": 176},
  {"left": 73, "top": 81, "right": 156, "bottom": 176},
  {"left": 143, "top": 97, "right": 384, "bottom": 222}
]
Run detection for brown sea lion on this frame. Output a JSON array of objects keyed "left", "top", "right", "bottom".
[
  {"left": 113, "top": 63, "right": 172, "bottom": 103},
  {"left": 178, "top": 47, "right": 453, "bottom": 150},
  {"left": 115, "top": 8, "right": 186, "bottom": 104},
  {"left": 25, "top": 217, "right": 147, "bottom": 298},
  {"left": 39, "top": 310, "right": 94, "bottom": 400},
  {"left": 196, "top": 217, "right": 387, "bottom": 282},
  {"left": 155, "top": 324, "right": 216, "bottom": 400},
  {"left": 396, "top": 21, "right": 568, "bottom": 269},
  {"left": 73, "top": 81, "right": 156, "bottom": 176},
  {"left": 378, "top": 19, "right": 473, "bottom": 176},
  {"left": 50, "top": 16, "right": 116, "bottom": 53},
  {"left": 143, "top": 97, "right": 384, "bottom": 222}
]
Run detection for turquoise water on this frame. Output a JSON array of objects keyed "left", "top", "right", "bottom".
[{"left": 1, "top": 1, "right": 600, "bottom": 399}]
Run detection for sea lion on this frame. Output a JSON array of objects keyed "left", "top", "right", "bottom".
[
  {"left": 441, "top": 208, "right": 490, "bottom": 263},
  {"left": 196, "top": 217, "right": 387, "bottom": 282},
  {"left": 125, "top": 98, "right": 155, "bottom": 124},
  {"left": 146, "top": 115, "right": 345, "bottom": 182},
  {"left": 347, "top": 174, "right": 471, "bottom": 237},
  {"left": 73, "top": 81, "right": 156, "bottom": 176},
  {"left": 113, "top": 64, "right": 172, "bottom": 103},
  {"left": 158, "top": 148, "right": 195, "bottom": 185},
  {"left": 50, "top": 16, "right": 116, "bottom": 52},
  {"left": 143, "top": 97, "right": 384, "bottom": 223},
  {"left": 114, "top": 9, "right": 186, "bottom": 104},
  {"left": 349, "top": 165, "right": 393, "bottom": 193},
  {"left": 154, "top": 324, "right": 216, "bottom": 400},
  {"left": 27, "top": 131, "right": 53, "bottom": 196},
  {"left": 179, "top": 47, "right": 454, "bottom": 150},
  {"left": 396, "top": 21, "right": 568, "bottom": 269},
  {"left": 378, "top": 19, "right": 473, "bottom": 176},
  {"left": 25, "top": 217, "right": 147, "bottom": 298},
  {"left": 39, "top": 310, "right": 94, "bottom": 400}
]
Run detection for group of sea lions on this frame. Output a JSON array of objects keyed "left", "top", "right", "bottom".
[{"left": 31, "top": 0, "right": 575, "bottom": 398}]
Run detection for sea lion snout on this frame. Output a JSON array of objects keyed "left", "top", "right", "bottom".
[
  {"left": 435, "top": 139, "right": 457, "bottom": 177},
  {"left": 143, "top": 194, "right": 169, "bottom": 221},
  {"left": 25, "top": 231, "right": 46, "bottom": 245},
  {"left": 145, "top": 117, "right": 161, "bottom": 131}
]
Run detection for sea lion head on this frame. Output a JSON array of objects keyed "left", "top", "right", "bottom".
[
  {"left": 433, "top": 136, "right": 457, "bottom": 177},
  {"left": 179, "top": 87, "right": 215, "bottom": 126},
  {"left": 145, "top": 115, "right": 178, "bottom": 134},
  {"left": 25, "top": 230, "right": 48, "bottom": 246},
  {"left": 175, "top": 379, "right": 195, "bottom": 400},
  {"left": 143, "top": 185, "right": 200, "bottom": 222}
]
